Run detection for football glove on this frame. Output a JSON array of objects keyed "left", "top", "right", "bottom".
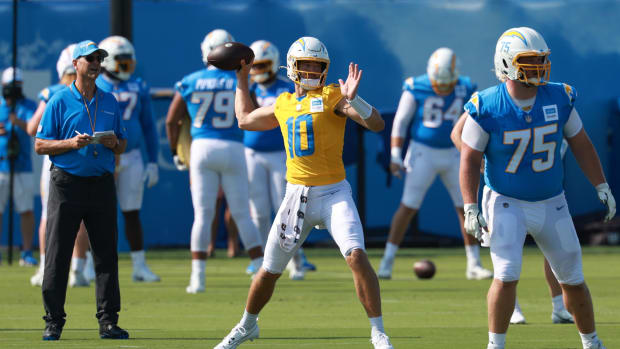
[
  {"left": 143, "top": 163, "right": 159, "bottom": 188},
  {"left": 390, "top": 146, "right": 405, "bottom": 178},
  {"left": 596, "top": 183, "right": 616, "bottom": 222},
  {"left": 464, "top": 203, "right": 487, "bottom": 241},
  {"left": 173, "top": 155, "right": 188, "bottom": 171}
]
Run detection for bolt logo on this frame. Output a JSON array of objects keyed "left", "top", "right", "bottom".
[{"left": 501, "top": 30, "right": 528, "bottom": 46}]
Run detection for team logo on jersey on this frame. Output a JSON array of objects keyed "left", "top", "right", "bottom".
[
  {"left": 310, "top": 97, "right": 324, "bottom": 113},
  {"left": 454, "top": 85, "right": 466, "bottom": 98},
  {"left": 543, "top": 104, "right": 558, "bottom": 122}
]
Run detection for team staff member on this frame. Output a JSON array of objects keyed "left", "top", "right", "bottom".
[{"left": 35, "top": 40, "right": 129, "bottom": 341}]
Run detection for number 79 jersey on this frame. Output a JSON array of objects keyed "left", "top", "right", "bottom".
[
  {"left": 175, "top": 67, "right": 242, "bottom": 142},
  {"left": 464, "top": 82, "right": 577, "bottom": 201},
  {"left": 406, "top": 74, "right": 476, "bottom": 148},
  {"left": 274, "top": 84, "right": 346, "bottom": 186}
]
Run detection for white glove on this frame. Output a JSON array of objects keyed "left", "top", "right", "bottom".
[
  {"left": 173, "top": 155, "right": 188, "bottom": 171},
  {"left": 596, "top": 183, "right": 616, "bottom": 222},
  {"left": 389, "top": 146, "right": 405, "bottom": 178},
  {"left": 464, "top": 203, "right": 487, "bottom": 241},
  {"left": 143, "top": 163, "right": 159, "bottom": 188}
]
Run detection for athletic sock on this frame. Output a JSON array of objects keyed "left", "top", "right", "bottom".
[
  {"left": 241, "top": 310, "right": 258, "bottom": 329},
  {"left": 551, "top": 294, "right": 565, "bottom": 312},
  {"left": 39, "top": 254, "right": 45, "bottom": 271},
  {"left": 384, "top": 242, "right": 399, "bottom": 261},
  {"left": 488, "top": 332, "right": 506, "bottom": 348},
  {"left": 369, "top": 316, "right": 385, "bottom": 337},
  {"left": 514, "top": 297, "right": 522, "bottom": 312},
  {"left": 580, "top": 331, "right": 601, "bottom": 348},
  {"left": 192, "top": 259, "right": 206, "bottom": 274},
  {"left": 130, "top": 250, "right": 146, "bottom": 268},
  {"left": 71, "top": 257, "right": 85, "bottom": 272},
  {"left": 465, "top": 244, "right": 481, "bottom": 268},
  {"left": 250, "top": 257, "right": 263, "bottom": 272}
]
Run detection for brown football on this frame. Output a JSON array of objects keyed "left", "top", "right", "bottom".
[
  {"left": 207, "top": 42, "right": 254, "bottom": 71},
  {"left": 413, "top": 259, "right": 436, "bottom": 279}
]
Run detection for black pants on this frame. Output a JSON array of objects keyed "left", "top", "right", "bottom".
[{"left": 42, "top": 166, "right": 120, "bottom": 326}]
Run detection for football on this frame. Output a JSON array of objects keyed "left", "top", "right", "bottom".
[
  {"left": 413, "top": 259, "right": 436, "bottom": 279},
  {"left": 207, "top": 42, "right": 254, "bottom": 71}
]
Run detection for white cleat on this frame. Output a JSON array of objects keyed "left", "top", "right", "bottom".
[
  {"left": 214, "top": 323, "right": 259, "bottom": 349},
  {"left": 132, "top": 264, "right": 161, "bottom": 282},
  {"left": 552, "top": 308, "right": 574, "bottom": 324},
  {"left": 510, "top": 308, "right": 526, "bottom": 324},
  {"left": 371, "top": 332, "right": 394, "bottom": 349},
  {"left": 286, "top": 260, "right": 305, "bottom": 281},
  {"left": 186, "top": 273, "right": 205, "bottom": 294},
  {"left": 30, "top": 268, "right": 44, "bottom": 287},
  {"left": 487, "top": 344, "right": 503, "bottom": 349},
  {"left": 84, "top": 254, "right": 96, "bottom": 283},
  {"left": 69, "top": 270, "right": 90, "bottom": 287},
  {"left": 585, "top": 340, "right": 606, "bottom": 349},
  {"left": 466, "top": 265, "right": 493, "bottom": 280},
  {"left": 377, "top": 258, "right": 394, "bottom": 280}
]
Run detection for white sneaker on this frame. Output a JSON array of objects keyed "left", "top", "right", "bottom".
[
  {"left": 510, "top": 307, "right": 526, "bottom": 324},
  {"left": 487, "top": 344, "right": 503, "bottom": 349},
  {"left": 132, "top": 264, "right": 161, "bottom": 282},
  {"left": 84, "top": 254, "right": 96, "bottom": 283},
  {"left": 69, "top": 270, "right": 90, "bottom": 287},
  {"left": 286, "top": 260, "right": 305, "bottom": 281},
  {"left": 186, "top": 272, "right": 205, "bottom": 294},
  {"left": 551, "top": 308, "right": 574, "bottom": 323},
  {"left": 214, "top": 323, "right": 259, "bottom": 349},
  {"left": 370, "top": 332, "right": 394, "bottom": 349},
  {"left": 30, "top": 268, "right": 44, "bottom": 287},
  {"left": 466, "top": 265, "right": 493, "bottom": 280},
  {"left": 377, "top": 258, "right": 393, "bottom": 279},
  {"left": 585, "top": 340, "right": 606, "bottom": 349}
]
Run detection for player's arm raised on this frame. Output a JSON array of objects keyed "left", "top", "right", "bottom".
[
  {"left": 336, "top": 62, "right": 384, "bottom": 132},
  {"left": 235, "top": 59, "right": 279, "bottom": 131}
]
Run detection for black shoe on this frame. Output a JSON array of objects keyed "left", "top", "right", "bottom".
[
  {"left": 99, "top": 324, "right": 129, "bottom": 339},
  {"left": 42, "top": 323, "right": 63, "bottom": 341}
]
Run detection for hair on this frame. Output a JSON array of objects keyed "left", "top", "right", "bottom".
[{"left": 60, "top": 73, "right": 76, "bottom": 86}]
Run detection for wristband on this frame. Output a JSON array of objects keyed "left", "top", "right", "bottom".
[
  {"left": 390, "top": 146, "right": 402, "bottom": 161},
  {"left": 347, "top": 94, "right": 373, "bottom": 120},
  {"left": 596, "top": 182, "right": 609, "bottom": 191}
]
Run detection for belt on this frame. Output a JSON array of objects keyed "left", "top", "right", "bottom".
[{"left": 51, "top": 164, "right": 112, "bottom": 182}]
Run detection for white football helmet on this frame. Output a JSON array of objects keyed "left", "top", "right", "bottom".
[
  {"left": 494, "top": 27, "right": 550, "bottom": 85},
  {"left": 201, "top": 29, "right": 235, "bottom": 65},
  {"left": 56, "top": 43, "right": 76, "bottom": 80},
  {"left": 286, "top": 37, "right": 329, "bottom": 90},
  {"left": 250, "top": 40, "right": 279, "bottom": 83},
  {"left": 427, "top": 47, "right": 459, "bottom": 95},
  {"left": 99, "top": 36, "right": 136, "bottom": 81}
]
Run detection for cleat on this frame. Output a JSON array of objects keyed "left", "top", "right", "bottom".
[
  {"left": 214, "top": 323, "right": 259, "bottom": 349},
  {"left": 286, "top": 260, "right": 305, "bottom": 280},
  {"left": 487, "top": 344, "right": 503, "bottom": 349},
  {"left": 510, "top": 308, "right": 526, "bottom": 324},
  {"left": 84, "top": 253, "right": 96, "bottom": 282},
  {"left": 19, "top": 251, "right": 38, "bottom": 267},
  {"left": 466, "top": 265, "right": 493, "bottom": 280},
  {"left": 186, "top": 272, "right": 205, "bottom": 294},
  {"left": 377, "top": 258, "right": 393, "bottom": 280},
  {"left": 552, "top": 308, "right": 574, "bottom": 324},
  {"left": 69, "top": 270, "right": 90, "bottom": 287},
  {"left": 99, "top": 324, "right": 129, "bottom": 339},
  {"left": 132, "top": 264, "right": 160, "bottom": 282},
  {"left": 585, "top": 340, "right": 606, "bottom": 349},
  {"left": 31, "top": 268, "right": 44, "bottom": 287},
  {"left": 42, "top": 322, "right": 63, "bottom": 341},
  {"left": 298, "top": 249, "right": 316, "bottom": 271},
  {"left": 371, "top": 332, "right": 394, "bottom": 349},
  {"left": 245, "top": 262, "right": 257, "bottom": 275}
]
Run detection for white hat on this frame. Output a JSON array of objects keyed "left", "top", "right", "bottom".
[
  {"left": 56, "top": 43, "right": 77, "bottom": 80},
  {"left": 2, "top": 67, "right": 22, "bottom": 85}
]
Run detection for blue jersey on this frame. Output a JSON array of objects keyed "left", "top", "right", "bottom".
[
  {"left": 244, "top": 76, "right": 295, "bottom": 152},
  {"left": 0, "top": 97, "right": 36, "bottom": 172},
  {"left": 405, "top": 75, "right": 476, "bottom": 148},
  {"left": 175, "top": 67, "right": 241, "bottom": 142},
  {"left": 96, "top": 75, "right": 158, "bottom": 163},
  {"left": 38, "top": 84, "right": 67, "bottom": 103},
  {"left": 464, "top": 82, "right": 577, "bottom": 201},
  {"left": 37, "top": 82, "right": 127, "bottom": 177}
]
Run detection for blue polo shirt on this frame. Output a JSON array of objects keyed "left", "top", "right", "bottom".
[
  {"left": 36, "top": 81, "right": 127, "bottom": 177},
  {"left": 0, "top": 97, "right": 37, "bottom": 173}
]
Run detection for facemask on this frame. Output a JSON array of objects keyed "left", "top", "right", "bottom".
[{"left": 300, "top": 78, "right": 321, "bottom": 90}]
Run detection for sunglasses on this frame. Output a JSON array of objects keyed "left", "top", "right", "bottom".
[{"left": 83, "top": 54, "right": 104, "bottom": 63}]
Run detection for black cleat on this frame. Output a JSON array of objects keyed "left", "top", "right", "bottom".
[
  {"left": 42, "top": 323, "right": 63, "bottom": 341},
  {"left": 99, "top": 324, "right": 129, "bottom": 339}
]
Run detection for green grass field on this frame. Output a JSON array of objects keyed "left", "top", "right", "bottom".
[{"left": 0, "top": 246, "right": 618, "bottom": 348}]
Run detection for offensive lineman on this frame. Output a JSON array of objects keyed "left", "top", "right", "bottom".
[{"left": 97, "top": 36, "right": 160, "bottom": 282}]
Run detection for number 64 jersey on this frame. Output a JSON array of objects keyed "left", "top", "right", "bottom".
[{"left": 274, "top": 84, "right": 345, "bottom": 186}]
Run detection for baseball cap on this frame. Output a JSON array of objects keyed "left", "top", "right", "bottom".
[
  {"left": 57, "top": 43, "right": 77, "bottom": 79},
  {"left": 73, "top": 40, "right": 108, "bottom": 60},
  {"left": 1, "top": 67, "right": 23, "bottom": 85}
]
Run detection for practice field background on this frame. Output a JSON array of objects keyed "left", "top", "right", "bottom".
[{"left": 1, "top": 247, "right": 618, "bottom": 348}]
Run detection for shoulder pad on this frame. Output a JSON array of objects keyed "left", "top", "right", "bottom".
[
  {"left": 562, "top": 83, "right": 577, "bottom": 105},
  {"left": 403, "top": 77, "right": 414, "bottom": 91},
  {"left": 39, "top": 88, "right": 50, "bottom": 101}
]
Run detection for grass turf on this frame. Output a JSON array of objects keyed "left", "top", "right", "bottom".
[{"left": 0, "top": 246, "right": 618, "bottom": 348}]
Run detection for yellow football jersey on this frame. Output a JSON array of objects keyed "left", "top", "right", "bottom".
[{"left": 274, "top": 84, "right": 346, "bottom": 186}]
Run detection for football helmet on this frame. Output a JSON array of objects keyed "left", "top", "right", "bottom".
[
  {"left": 56, "top": 43, "right": 76, "bottom": 80},
  {"left": 286, "top": 37, "right": 329, "bottom": 90},
  {"left": 250, "top": 40, "right": 279, "bottom": 83},
  {"left": 427, "top": 47, "right": 459, "bottom": 95},
  {"left": 494, "top": 27, "right": 550, "bottom": 85},
  {"left": 201, "top": 29, "right": 235, "bottom": 66},
  {"left": 99, "top": 36, "right": 136, "bottom": 81}
]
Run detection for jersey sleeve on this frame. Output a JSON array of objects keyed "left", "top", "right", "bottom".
[
  {"left": 174, "top": 76, "right": 190, "bottom": 99},
  {"left": 464, "top": 92, "right": 480, "bottom": 118},
  {"left": 402, "top": 77, "right": 414, "bottom": 92},
  {"left": 139, "top": 81, "right": 159, "bottom": 163},
  {"left": 112, "top": 98, "right": 128, "bottom": 140},
  {"left": 324, "top": 84, "right": 344, "bottom": 111},
  {"left": 391, "top": 90, "right": 416, "bottom": 138},
  {"left": 36, "top": 97, "right": 60, "bottom": 140},
  {"left": 461, "top": 115, "right": 489, "bottom": 152},
  {"left": 562, "top": 83, "right": 577, "bottom": 107},
  {"left": 38, "top": 87, "right": 51, "bottom": 102}
]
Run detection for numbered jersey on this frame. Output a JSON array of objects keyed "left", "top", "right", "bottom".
[
  {"left": 274, "top": 84, "right": 345, "bottom": 186},
  {"left": 244, "top": 76, "right": 295, "bottom": 152},
  {"left": 96, "top": 75, "right": 158, "bottom": 162},
  {"left": 465, "top": 82, "right": 577, "bottom": 201},
  {"left": 406, "top": 75, "right": 476, "bottom": 148},
  {"left": 175, "top": 67, "right": 241, "bottom": 142},
  {"left": 38, "top": 84, "right": 67, "bottom": 103}
]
